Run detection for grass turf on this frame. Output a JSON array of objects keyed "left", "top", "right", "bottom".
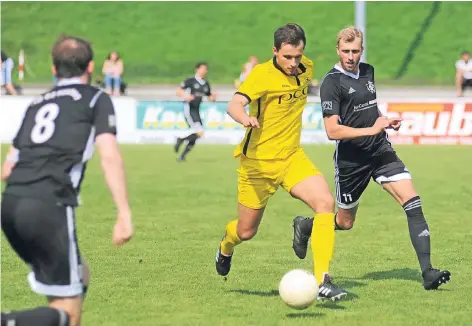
[
  {"left": 1, "top": 1, "right": 471, "bottom": 85},
  {"left": 1, "top": 144, "right": 471, "bottom": 325}
]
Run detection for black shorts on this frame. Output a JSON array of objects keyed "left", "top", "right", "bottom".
[
  {"left": 335, "top": 151, "right": 411, "bottom": 209},
  {"left": 183, "top": 104, "right": 203, "bottom": 133},
  {"left": 462, "top": 79, "right": 472, "bottom": 90},
  {"left": 1, "top": 194, "right": 83, "bottom": 297}
]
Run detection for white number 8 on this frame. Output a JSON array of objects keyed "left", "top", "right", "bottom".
[{"left": 31, "top": 103, "right": 60, "bottom": 144}]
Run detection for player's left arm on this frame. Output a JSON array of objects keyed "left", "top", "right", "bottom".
[
  {"left": 206, "top": 82, "right": 217, "bottom": 102},
  {"left": 1, "top": 145, "right": 19, "bottom": 181}
]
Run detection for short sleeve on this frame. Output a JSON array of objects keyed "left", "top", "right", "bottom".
[
  {"left": 180, "top": 78, "right": 192, "bottom": 89},
  {"left": 455, "top": 60, "right": 463, "bottom": 69},
  {"left": 235, "top": 66, "right": 267, "bottom": 103},
  {"left": 93, "top": 91, "right": 117, "bottom": 136},
  {"left": 320, "top": 76, "right": 341, "bottom": 118}
]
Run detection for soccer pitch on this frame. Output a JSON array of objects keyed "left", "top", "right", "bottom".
[{"left": 1, "top": 144, "right": 471, "bottom": 326}]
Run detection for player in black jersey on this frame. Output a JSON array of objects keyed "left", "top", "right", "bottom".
[
  {"left": 1, "top": 35, "right": 133, "bottom": 326},
  {"left": 291, "top": 27, "right": 450, "bottom": 291},
  {"left": 174, "top": 62, "right": 216, "bottom": 162}
]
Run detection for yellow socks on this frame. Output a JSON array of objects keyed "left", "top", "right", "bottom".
[
  {"left": 220, "top": 220, "right": 242, "bottom": 256},
  {"left": 311, "top": 213, "right": 335, "bottom": 284}
]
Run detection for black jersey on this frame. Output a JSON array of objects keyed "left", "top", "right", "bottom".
[
  {"left": 320, "top": 63, "right": 391, "bottom": 166},
  {"left": 3, "top": 79, "right": 117, "bottom": 207},
  {"left": 180, "top": 75, "right": 212, "bottom": 110}
]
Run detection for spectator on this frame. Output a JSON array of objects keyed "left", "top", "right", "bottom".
[
  {"left": 1, "top": 50, "right": 17, "bottom": 95},
  {"left": 102, "top": 51, "right": 124, "bottom": 96},
  {"left": 455, "top": 51, "right": 472, "bottom": 97},
  {"left": 234, "top": 55, "right": 258, "bottom": 88}
]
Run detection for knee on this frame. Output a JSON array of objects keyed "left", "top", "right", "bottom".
[
  {"left": 336, "top": 219, "right": 354, "bottom": 230},
  {"left": 237, "top": 227, "right": 258, "bottom": 241},
  {"left": 315, "top": 194, "right": 335, "bottom": 213},
  {"left": 49, "top": 298, "right": 82, "bottom": 326},
  {"left": 196, "top": 131, "right": 204, "bottom": 138}
]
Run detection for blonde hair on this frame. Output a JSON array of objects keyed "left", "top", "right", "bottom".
[{"left": 337, "top": 26, "right": 363, "bottom": 47}]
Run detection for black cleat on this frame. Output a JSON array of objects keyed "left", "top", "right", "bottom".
[
  {"left": 215, "top": 246, "right": 232, "bottom": 276},
  {"left": 292, "top": 216, "right": 311, "bottom": 259},
  {"left": 174, "top": 137, "right": 184, "bottom": 153},
  {"left": 317, "top": 274, "right": 348, "bottom": 301},
  {"left": 422, "top": 268, "right": 451, "bottom": 290}
]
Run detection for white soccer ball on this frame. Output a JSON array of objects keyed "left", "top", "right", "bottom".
[{"left": 279, "top": 269, "right": 319, "bottom": 310}]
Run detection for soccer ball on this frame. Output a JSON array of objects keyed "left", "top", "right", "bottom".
[{"left": 279, "top": 269, "right": 319, "bottom": 310}]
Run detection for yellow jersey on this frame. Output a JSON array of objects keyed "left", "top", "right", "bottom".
[{"left": 234, "top": 56, "right": 313, "bottom": 160}]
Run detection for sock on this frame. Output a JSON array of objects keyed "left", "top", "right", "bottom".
[
  {"left": 180, "top": 139, "right": 196, "bottom": 160},
  {"left": 403, "top": 196, "right": 432, "bottom": 273},
  {"left": 220, "top": 220, "right": 242, "bottom": 256},
  {"left": 301, "top": 213, "right": 345, "bottom": 234},
  {"left": 182, "top": 133, "right": 198, "bottom": 142},
  {"left": 311, "top": 213, "right": 336, "bottom": 285},
  {"left": 1, "top": 307, "right": 70, "bottom": 326}
]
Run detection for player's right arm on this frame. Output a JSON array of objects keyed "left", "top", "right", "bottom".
[
  {"left": 1, "top": 145, "right": 19, "bottom": 181},
  {"left": 320, "top": 75, "right": 389, "bottom": 140},
  {"left": 93, "top": 92, "right": 133, "bottom": 247},
  {"left": 176, "top": 78, "right": 195, "bottom": 102},
  {"left": 227, "top": 66, "right": 267, "bottom": 128}
]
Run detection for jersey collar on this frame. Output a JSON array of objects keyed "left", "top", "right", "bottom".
[
  {"left": 272, "top": 56, "right": 306, "bottom": 76},
  {"left": 194, "top": 74, "right": 206, "bottom": 85},
  {"left": 334, "top": 64, "right": 360, "bottom": 79},
  {"left": 57, "top": 77, "right": 83, "bottom": 86}
]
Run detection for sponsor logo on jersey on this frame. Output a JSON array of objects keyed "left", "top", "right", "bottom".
[{"left": 277, "top": 86, "right": 308, "bottom": 104}]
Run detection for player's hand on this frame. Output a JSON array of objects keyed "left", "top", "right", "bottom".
[
  {"left": 372, "top": 116, "right": 390, "bottom": 134},
  {"left": 388, "top": 118, "right": 402, "bottom": 131},
  {"left": 241, "top": 116, "right": 260, "bottom": 128},
  {"left": 113, "top": 212, "right": 133, "bottom": 247},
  {"left": 185, "top": 95, "right": 195, "bottom": 102},
  {"left": 208, "top": 94, "right": 217, "bottom": 102}
]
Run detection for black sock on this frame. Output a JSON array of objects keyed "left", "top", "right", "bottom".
[
  {"left": 182, "top": 133, "right": 198, "bottom": 142},
  {"left": 1, "top": 307, "right": 70, "bottom": 326},
  {"left": 180, "top": 139, "right": 196, "bottom": 160},
  {"left": 403, "top": 196, "right": 432, "bottom": 273}
]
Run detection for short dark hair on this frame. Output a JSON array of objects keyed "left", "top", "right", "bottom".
[
  {"left": 461, "top": 51, "right": 470, "bottom": 56},
  {"left": 195, "top": 62, "right": 208, "bottom": 69},
  {"left": 51, "top": 35, "right": 93, "bottom": 78},
  {"left": 274, "top": 23, "right": 306, "bottom": 51}
]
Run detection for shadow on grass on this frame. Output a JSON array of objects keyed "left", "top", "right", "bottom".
[
  {"left": 229, "top": 289, "right": 279, "bottom": 297},
  {"left": 363, "top": 268, "right": 421, "bottom": 283},
  {"left": 286, "top": 312, "right": 324, "bottom": 318}
]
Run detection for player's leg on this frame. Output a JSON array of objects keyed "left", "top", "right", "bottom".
[
  {"left": 177, "top": 107, "right": 203, "bottom": 161},
  {"left": 1, "top": 195, "right": 78, "bottom": 325},
  {"left": 216, "top": 157, "right": 278, "bottom": 276},
  {"left": 374, "top": 158, "right": 451, "bottom": 290},
  {"left": 283, "top": 150, "right": 347, "bottom": 300},
  {"left": 292, "top": 163, "right": 371, "bottom": 259}
]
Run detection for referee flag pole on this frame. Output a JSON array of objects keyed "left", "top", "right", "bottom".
[{"left": 355, "top": 1, "right": 366, "bottom": 63}]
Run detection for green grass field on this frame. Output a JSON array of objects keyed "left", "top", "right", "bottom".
[
  {"left": 1, "top": 144, "right": 471, "bottom": 325},
  {"left": 1, "top": 1, "right": 471, "bottom": 85}
]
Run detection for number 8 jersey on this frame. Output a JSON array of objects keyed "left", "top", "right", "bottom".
[{"left": 4, "top": 79, "right": 117, "bottom": 207}]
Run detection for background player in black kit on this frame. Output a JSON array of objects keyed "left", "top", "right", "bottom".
[
  {"left": 1, "top": 36, "right": 133, "bottom": 326},
  {"left": 291, "top": 27, "right": 450, "bottom": 291},
  {"left": 174, "top": 62, "right": 216, "bottom": 162}
]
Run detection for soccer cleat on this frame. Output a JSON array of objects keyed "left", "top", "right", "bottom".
[
  {"left": 174, "top": 137, "right": 184, "bottom": 153},
  {"left": 292, "top": 216, "right": 311, "bottom": 259},
  {"left": 176, "top": 157, "right": 186, "bottom": 163},
  {"left": 317, "top": 274, "right": 348, "bottom": 301},
  {"left": 215, "top": 245, "right": 232, "bottom": 276},
  {"left": 422, "top": 268, "right": 451, "bottom": 290}
]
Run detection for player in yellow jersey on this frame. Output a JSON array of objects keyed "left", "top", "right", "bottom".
[{"left": 215, "top": 23, "right": 347, "bottom": 301}]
